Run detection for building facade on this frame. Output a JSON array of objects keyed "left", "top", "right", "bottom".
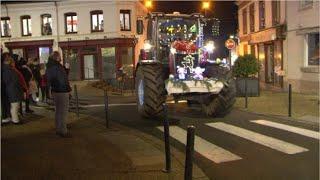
[
  {"left": 1, "top": 1, "right": 148, "bottom": 81},
  {"left": 237, "top": 0, "right": 286, "bottom": 89},
  {"left": 283, "top": 0, "right": 319, "bottom": 93},
  {"left": 237, "top": 0, "right": 319, "bottom": 93}
]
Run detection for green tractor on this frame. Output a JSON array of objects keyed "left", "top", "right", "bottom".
[{"left": 135, "top": 12, "right": 236, "bottom": 119}]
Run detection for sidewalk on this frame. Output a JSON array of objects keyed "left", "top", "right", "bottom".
[
  {"left": 1, "top": 106, "right": 208, "bottom": 180},
  {"left": 234, "top": 90, "right": 319, "bottom": 124}
]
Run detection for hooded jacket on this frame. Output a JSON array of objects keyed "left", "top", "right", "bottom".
[{"left": 46, "top": 59, "right": 71, "bottom": 93}]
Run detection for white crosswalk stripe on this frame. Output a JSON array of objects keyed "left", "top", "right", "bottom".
[
  {"left": 251, "top": 120, "right": 320, "bottom": 140},
  {"left": 206, "top": 122, "right": 309, "bottom": 154},
  {"left": 157, "top": 126, "right": 242, "bottom": 163}
]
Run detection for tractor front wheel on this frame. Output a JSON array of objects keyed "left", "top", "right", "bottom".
[{"left": 135, "top": 64, "right": 166, "bottom": 119}]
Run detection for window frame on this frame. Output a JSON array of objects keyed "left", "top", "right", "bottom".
[
  {"left": 259, "top": 1, "right": 265, "bottom": 30},
  {"left": 1, "top": 17, "right": 11, "bottom": 37},
  {"left": 272, "top": 1, "right": 280, "bottom": 26},
  {"left": 41, "top": 14, "right": 52, "bottom": 36},
  {"left": 90, "top": 10, "right": 104, "bottom": 32},
  {"left": 249, "top": 4, "right": 255, "bottom": 33},
  {"left": 120, "top": 10, "right": 131, "bottom": 31},
  {"left": 242, "top": 8, "right": 247, "bottom": 35},
  {"left": 21, "top": 15, "right": 32, "bottom": 36},
  {"left": 300, "top": 0, "right": 313, "bottom": 10},
  {"left": 65, "top": 12, "right": 78, "bottom": 34},
  {"left": 305, "top": 33, "right": 319, "bottom": 66}
]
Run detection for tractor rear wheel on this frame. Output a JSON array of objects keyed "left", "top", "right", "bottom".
[
  {"left": 135, "top": 64, "right": 166, "bottom": 119},
  {"left": 201, "top": 78, "right": 236, "bottom": 117}
]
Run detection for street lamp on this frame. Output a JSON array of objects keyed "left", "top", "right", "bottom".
[
  {"left": 145, "top": 0, "right": 152, "bottom": 9},
  {"left": 202, "top": 1, "right": 210, "bottom": 16}
]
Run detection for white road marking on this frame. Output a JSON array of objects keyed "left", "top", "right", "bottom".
[
  {"left": 251, "top": 120, "right": 320, "bottom": 140},
  {"left": 157, "top": 126, "right": 242, "bottom": 163},
  {"left": 206, "top": 122, "right": 308, "bottom": 154}
]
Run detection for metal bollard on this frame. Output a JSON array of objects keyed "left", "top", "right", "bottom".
[
  {"left": 104, "top": 89, "right": 109, "bottom": 128},
  {"left": 74, "top": 84, "right": 79, "bottom": 118},
  {"left": 244, "top": 78, "right": 248, "bottom": 109},
  {"left": 162, "top": 103, "right": 171, "bottom": 173},
  {"left": 184, "top": 126, "right": 195, "bottom": 180},
  {"left": 288, "top": 84, "right": 292, "bottom": 117}
]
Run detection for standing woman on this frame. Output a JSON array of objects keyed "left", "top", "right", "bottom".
[
  {"left": 46, "top": 51, "right": 72, "bottom": 137},
  {"left": 2, "top": 56, "right": 24, "bottom": 124},
  {"left": 39, "top": 63, "right": 47, "bottom": 102},
  {"left": 20, "top": 59, "right": 34, "bottom": 113}
]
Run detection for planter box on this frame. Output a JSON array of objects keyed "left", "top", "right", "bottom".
[{"left": 235, "top": 78, "right": 260, "bottom": 97}]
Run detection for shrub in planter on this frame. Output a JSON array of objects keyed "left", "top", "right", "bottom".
[{"left": 233, "top": 54, "right": 260, "bottom": 96}]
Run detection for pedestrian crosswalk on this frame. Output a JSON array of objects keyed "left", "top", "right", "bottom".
[
  {"left": 157, "top": 119, "right": 318, "bottom": 164},
  {"left": 157, "top": 126, "right": 242, "bottom": 163}
]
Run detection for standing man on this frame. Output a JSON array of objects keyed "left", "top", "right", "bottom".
[{"left": 46, "top": 51, "right": 72, "bottom": 138}]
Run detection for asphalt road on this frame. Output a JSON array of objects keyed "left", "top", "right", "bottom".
[{"left": 78, "top": 95, "right": 319, "bottom": 180}]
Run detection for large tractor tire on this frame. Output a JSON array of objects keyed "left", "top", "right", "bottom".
[
  {"left": 135, "top": 64, "right": 166, "bottom": 119},
  {"left": 202, "top": 76, "right": 236, "bottom": 117}
]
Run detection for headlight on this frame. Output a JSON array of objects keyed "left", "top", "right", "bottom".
[
  {"left": 143, "top": 40, "right": 152, "bottom": 51},
  {"left": 204, "top": 41, "right": 215, "bottom": 52}
]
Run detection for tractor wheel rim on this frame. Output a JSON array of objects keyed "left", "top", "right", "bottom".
[{"left": 138, "top": 79, "right": 144, "bottom": 106}]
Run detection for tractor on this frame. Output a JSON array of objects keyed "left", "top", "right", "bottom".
[{"left": 135, "top": 12, "right": 236, "bottom": 119}]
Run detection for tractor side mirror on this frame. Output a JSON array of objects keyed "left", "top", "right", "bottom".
[{"left": 137, "top": 20, "right": 143, "bottom": 35}]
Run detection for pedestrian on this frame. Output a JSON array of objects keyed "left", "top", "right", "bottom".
[
  {"left": 46, "top": 51, "right": 72, "bottom": 138},
  {"left": 39, "top": 63, "right": 47, "bottom": 102},
  {"left": 30, "top": 58, "right": 41, "bottom": 101},
  {"left": 1, "top": 52, "right": 12, "bottom": 123},
  {"left": 27, "top": 58, "right": 38, "bottom": 103},
  {"left": 19, "top": 58, "right": 34, "bottom": 113},
  {"left": 2, "top": 55, "right": 24, "bottom": 124}
]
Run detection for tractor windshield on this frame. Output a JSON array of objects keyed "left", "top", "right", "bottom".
[
  {"left": 157, "top": 17, "right": 199, "bottom": 65},
  {"left": 158, "top": 18, "right": 198, "bottom": 47}
]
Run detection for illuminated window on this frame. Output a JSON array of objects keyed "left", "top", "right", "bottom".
[
  {"left": 120, "top": 10, "right": 131, "bottom": 31},
  {"left": 41, "top": 14, "right": 52, "bottom": 35},
  {"left": 91, "top": 10, "right": 103, "bottom": 32},
  {"left": 21, "top": 15, "right": 32, "bottom": 36},
  {"left": 1, "top": 17, "right": 11, "bottom": 37},
  {"left": 272, "top": 1, "right": 280, "bottom": 26},
  {"left": 65, "top": 12, "right": 77, "bottom": 34},
  {"left": 249, "top": 4, "right": 255, "bottom": 32}
]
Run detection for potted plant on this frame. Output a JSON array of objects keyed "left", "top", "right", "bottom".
[{"left": 233, "top": 54, "right": 260, "bottom": 97}]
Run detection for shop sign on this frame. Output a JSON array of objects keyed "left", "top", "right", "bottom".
[
  {"left": 250, "top": 28, "right": 277, "bottom": 44},
  {"left": 225, "top": 39, "right": 236, "bottom": 50}
]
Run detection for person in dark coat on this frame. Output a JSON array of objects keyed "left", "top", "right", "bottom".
[
  {"left": 19, "top": 58, "right": 34, "bottom": 113},
  {"left": 1, "top": 52, "right": 11, "bottom": 123},
  {"left": 46, "top": 51, "right": 72, "bottom": 138},
  {"left": 2, "top": 56, "right": 24, "bottom": 124}
]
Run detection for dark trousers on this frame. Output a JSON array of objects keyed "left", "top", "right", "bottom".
[
  {"left": 40, "top": 86, "right": 47, "bottom": 102},
  {"left": 1, "top": 92, "right": 10, "bottom": 119}
]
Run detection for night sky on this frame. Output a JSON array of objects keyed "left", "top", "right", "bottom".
[{"left": 153, "top": 1, "right": 238, "bottom": 57}]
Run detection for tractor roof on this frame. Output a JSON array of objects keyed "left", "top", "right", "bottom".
[{"left": 148, "top": 12, "right": 203, "bottom": 19}]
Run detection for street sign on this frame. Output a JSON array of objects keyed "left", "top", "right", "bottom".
[{"left": 225, "top": 39, "right": 236, "bottom": 50}]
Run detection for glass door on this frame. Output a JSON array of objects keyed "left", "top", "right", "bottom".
[
  {"left": 101, "top": 47, "right": 116, "bottom": 82},
  {"left": 265, "top": 44, "right": 274, "bottom": 84},
  {"left": 83, "top": 54, "right": 98, "bottom": 79}
]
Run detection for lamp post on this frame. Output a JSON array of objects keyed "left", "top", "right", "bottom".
[{"left": 202, "top": 1, "right": 210, "bottom": 17}]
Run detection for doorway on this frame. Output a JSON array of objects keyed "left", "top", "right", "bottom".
[
  {"left": 82, "top": 54, "right": 98, "bottom": 80},
  {"left": 265, "top": 44, "right": 274, "bottom": 84}
]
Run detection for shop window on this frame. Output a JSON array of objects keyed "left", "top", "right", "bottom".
[
  {"left": 101, "top": 47, "right": 116, "bottom": 80},
  {"left": 272, "top": 1, "right": 280, "bottom": 26},
  {"left": 259, "top": 1, "right": 265, "bottom": 30},
  {"left": 63, "top": 49, "right": 80, "bottom": 80},
  {"left": 39, "top": 47, "right": 51, "bottom": 64},
  {"left": 250, "top": 45, "right": 255, "bottom": 58},
  {"left": 249, "top": 4, "right": 255, "bottom": 33},
  {"left": 21, "top": 15, "right": 32, "bottom": 36},
  {"left": 41, "top": 14, "right": 52, "bottom": 35},
  {"left": 91, "top": 10, "right": 104, "bottom": 32},
  {"left": 243, "top": 44, "right": 248, "bottom": 55},
  {"left": 65, "top": 12, "right": 77, "bottom": 34},
  {"left": 242, "top": 9, "right": 247, "bottom": 35},
  {"left": 1, "top": 17, "right": 11, "bottom": 37},
  {"left": 119, "top": 47, "right": 133, "bottom": 77},
  {"left": 120, "top": 10, "right": 131, "bottom": 31},
  {"left": 306, "top": 33, "right": 319, "bottom": 66}
]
